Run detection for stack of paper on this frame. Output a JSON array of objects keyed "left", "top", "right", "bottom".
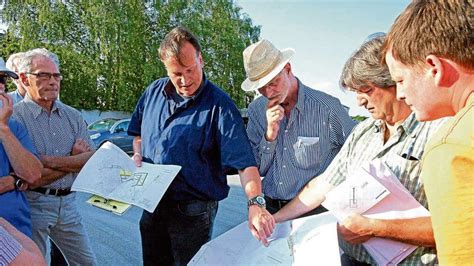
[{"left": 322, "top": 159, "right": 429, "bottom": 265}]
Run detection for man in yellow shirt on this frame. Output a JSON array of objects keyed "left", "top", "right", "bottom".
[{"left": 384, "top": 0, "right": 473, "bottom": 264}]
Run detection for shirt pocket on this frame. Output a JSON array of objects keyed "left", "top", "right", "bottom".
[{"left": 293, "top": 136, "right": 321, "bottom": 170}]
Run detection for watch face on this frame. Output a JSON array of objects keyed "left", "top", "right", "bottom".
[{"left": 256, "top": 196, "right": 265, "bottom": 205}]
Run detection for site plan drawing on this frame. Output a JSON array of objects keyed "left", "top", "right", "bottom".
[{"left": 72, "top": 141, "right": 181, "bottom": 212}]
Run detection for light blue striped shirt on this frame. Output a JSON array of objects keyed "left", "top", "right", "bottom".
[
  {"left": 247, "top": 79, "right": 356, "bottom": 199},
  {"left": 0, "top": 226, "right": 22, "bottom": 265},
  {"left": 12, "top": 95, "right": 94, "bottom": 189}
]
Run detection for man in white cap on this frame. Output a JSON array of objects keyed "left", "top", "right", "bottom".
[
  {"left": 0, "top": 57, "right": 42, "bottom": 238},
  {"left": 243, "top": 39, "right": 356, "bottom": 215}
]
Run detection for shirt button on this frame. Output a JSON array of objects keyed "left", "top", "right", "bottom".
[
  {"left": 55, "top": 150, "right": 59, "bottom": 153},
  {"left": 284, "top": 130, "right": 288, "bottom": 133},
  {"left": 283, "top": 165, "right": 286, "bottom": 168},
  {"left": 279, "top": 182, "right": 283, "bottom": 185},
  {"left": 266, "top": 147, "right": 270, "bottom": 150},
  {"left": 52, "top": 133, "right": 56, "bottom": 136},
  {"left": 283, "top": 147, "right": 287, "bottom": 151}
]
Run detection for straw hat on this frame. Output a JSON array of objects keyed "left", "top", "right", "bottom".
[{"left": 241, "top": 39, "right": 294, "bottom": 92}]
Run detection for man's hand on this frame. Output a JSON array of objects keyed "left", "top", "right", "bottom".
[
  {"left": 338, "top": 213, "right": 374, "bottom": 244},
  {"left": 248, "top": 205, "right": 275, "bottom": 246},
  {"left": 132, "top": 153, "right": 142, "bottom": 167},
  {"left": 0, "top": 93, "right": 13, "bottom": 130},
  {"left": 71, "top": 139, "right": 91, "bottom": 155},
  {"left": 265, "top": 98, "right": 285, "bottom": 142}
]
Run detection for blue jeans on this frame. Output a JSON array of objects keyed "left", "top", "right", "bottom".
[
  {"left": 140, "top": 198, "right": 218, "bottom": 266},
  {"left": 25, "top": 191, "right": 97, "bottom": 266}
]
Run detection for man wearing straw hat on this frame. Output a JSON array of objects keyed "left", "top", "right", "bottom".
[{"left": 243, "top": 39, "right": 356, "bottom": 216}]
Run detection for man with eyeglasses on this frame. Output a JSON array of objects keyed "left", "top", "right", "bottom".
[
  {"left": 0, "top": 57, "right": 42, "bottom": 239},
  {"left": 12, "top": 48, "right": 97, "bottom": 265},
  {"left": 243, "top": 39, "right": 356, "bottom": 216},
  {"left": 273, "top": 35, "right": 446, "bottom": 265}
]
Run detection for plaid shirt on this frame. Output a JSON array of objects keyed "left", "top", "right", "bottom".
[
  {"left": 0, "top": 226, "right": 22, "bottom": 266},
  {"left": 321, "top": 113, "right": 446, "bottom": 265}
]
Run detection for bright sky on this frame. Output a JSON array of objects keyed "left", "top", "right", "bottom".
[{"left": 236, "top": 0, "right": 410, "bottom": 116}]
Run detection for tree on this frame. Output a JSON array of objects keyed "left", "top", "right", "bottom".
[{"left": 0, "top": 0, "right": 260, "bottom": 111}]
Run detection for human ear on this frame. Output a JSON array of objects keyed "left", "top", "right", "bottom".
[
  {"left": 425, "top": 55, "right": 458, "bottom": 87},
  {"left": 20, "top": 73, "right": 30, "bottom": 86}
]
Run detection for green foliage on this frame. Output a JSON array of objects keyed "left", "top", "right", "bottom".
[
  {"left": 0, "top": 0, "right": 260, "bottom": 111},
  {"left": 351, "top": 115, "right": 368, "bottom": 122}
]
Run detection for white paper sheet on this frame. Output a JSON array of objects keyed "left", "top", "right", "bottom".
[
  {"left": 321, "top": 159, "right": 429, "bottom": 265},
  {"left": 72, "top": 141, "right": 181, "bottom": 212},
  {"left": 190, "top": 213, "right": 341, "bottom": 266}
]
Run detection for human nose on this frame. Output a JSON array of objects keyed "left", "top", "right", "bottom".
[
  {"left": 356, "top": 93, "right": 367, "bottom": 107},
  {"left": 396, "top": 86, "right": 406, "bottom": 101}
]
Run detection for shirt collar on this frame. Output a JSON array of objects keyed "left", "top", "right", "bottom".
[
  {"left": 24, "top": 93, "right": 62, "bottom": 119},
  {"left": 374, "top": 112, "right": 418, "bottom": 136},
  {"left": 293, "top": 78, "right": 306, "bottom": 113}
]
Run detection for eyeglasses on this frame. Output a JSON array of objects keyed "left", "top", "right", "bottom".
[{"left": 27, "top": 72, "right": 62, "bottom": 81}]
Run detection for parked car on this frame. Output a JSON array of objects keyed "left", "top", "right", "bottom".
[{"left": 88, "top": 118, "right": 133, "bottom": 154}]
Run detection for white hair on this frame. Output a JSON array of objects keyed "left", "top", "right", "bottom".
[
  {"left": 17, "top": 48, "right": 60, "bottom": 73},
  {"left": 6, "top": 52, "right": 25, "bottom": 72}
]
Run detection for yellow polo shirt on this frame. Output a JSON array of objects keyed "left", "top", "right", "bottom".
[{"left": 421, "top": 94, "right": 474, "bottom": 265}]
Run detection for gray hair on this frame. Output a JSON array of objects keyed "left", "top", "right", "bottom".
[
  {"left": 17, "top": 48, "right": 60, "bottom": 73},
  {"left": 6, "top": 52, "right": 25, "bottom": 72},
  {"left": 339, "top": 35, "right": 395, "bottom": 91}
]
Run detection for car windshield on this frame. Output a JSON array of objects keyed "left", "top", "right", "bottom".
[{"left": 88, "top": 118, "right": 119, "bottom": 131}]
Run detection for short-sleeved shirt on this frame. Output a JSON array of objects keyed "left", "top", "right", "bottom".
[
  {"left": 0, "top": 119, "right": 36, "bottom": 237},
  {"left": 246, "top": 79, "right": 356, "bottom": 199},
  {"left": 321, "top": 113, "right": 446, "bottom": 265},
  {"left": 12, "top": 95, "right": 94, "bottom": 189},
  {"left": 0, "top": 225, "right": 22, "bottom": 265},
  {"left": 421, "top": 95, "right": 474, "bottom": 265},
  {"left": 128, "top": 76, "right": 256, "bottom": 201}
]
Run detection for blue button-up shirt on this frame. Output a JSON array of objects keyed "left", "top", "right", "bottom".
[
  {"left": 128, "top": 76, "right": 256, "bottom": 201},
  {"left": 0, "top": 119, "right": 37, "bottom": 237}
]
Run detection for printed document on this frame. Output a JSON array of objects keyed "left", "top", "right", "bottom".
[
  {"left": 322, "top": 159, "right": 429, "bottom": 265},
  {"left": 72, "top": 141, "right": 181, "bottom": 212}
]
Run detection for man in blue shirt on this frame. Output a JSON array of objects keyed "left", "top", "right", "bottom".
[
  {"left": 128, "top": 27, "right": 275, "bottom": 265},
  {"left": 0, "top": 58, "right": 42, "bottom": 237}
]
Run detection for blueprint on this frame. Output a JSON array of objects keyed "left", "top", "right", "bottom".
[
  {"left": 72, "top": 141, "right": 181, "bottom": 212},
  {"left": 189, "top": 213, "right": 340, "bottom": 266}
]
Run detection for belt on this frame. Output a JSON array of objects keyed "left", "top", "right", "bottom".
[
  {"left": 264, "top": 196, "right": 290, "bottom": 209},
  {"left": 31, "top": 187, "right": 72, "bottom": 196}
]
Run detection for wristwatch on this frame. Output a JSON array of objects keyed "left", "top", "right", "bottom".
[
  {"left": 11, "top": 174, "right": 24, "bottom": 190},
  {"left": 247, "top": 194, "right": 266, "bottom": 208}
]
